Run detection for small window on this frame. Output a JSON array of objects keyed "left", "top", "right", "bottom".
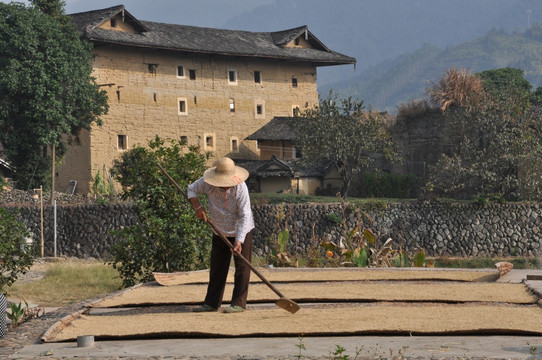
[
  {"left": 292, "top": 77, "right": 298, "bottom": 88},
  {"left": 178, "top": 98, "right": 187, "bottom": 115},
  {"left": 117, "top": 135, "right": 127, "bottom": 150},
  {"left": 294, "top": 38, "right": 300, "bottom": 46},
  {"left": 231, "top": 138, "right": 239, "bottom": 153},
  {"left": 110, "top": 19, "right": 117, "bottom": 28},
  {"left": 255, "top": 100, "right": 265, "bottom": 118},
  {"left": 254, "top": 71, "right": 261, "bottom": 84},
  {"left": 147, "top": 63, "right": 158, "bottom": 76},
  {"left": 189, "top": 69, "right": 196, "bottom": 80},
  {"left": 230, "top": 99, "right": 235, "bottom": 112},
  {"left": 204, "top": 134, "right": 215, "bottom": 150},
  {"left": 177, "top": 65, "right": 185, "bottom": 78},
  {"left": 180, "top": 136, "right": 188, "bottom": 144},
  {"left": 228, "top": 69, "right": 237, "bottom": 85}
]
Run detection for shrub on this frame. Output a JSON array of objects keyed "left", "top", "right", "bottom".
[
  {"left": 427, "top": 68, "right": 484, "bottom": 111},
  {"left": 0, "top": 208, "right": 34, "bottom": 294},
  {"left": 109, "top": 137, "right": 211, "bottom": 287},
  {"left": 396, "top": 98, "right": 432, "bottom": 124},
  {"left": 355, "top": 172, "right": 415, "bottom": 198}
]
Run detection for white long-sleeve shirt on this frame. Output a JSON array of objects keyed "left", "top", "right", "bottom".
[{"left": 187, "top": 177, "right": 254, "bottom": 243}]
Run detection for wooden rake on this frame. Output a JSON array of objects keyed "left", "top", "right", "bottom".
[{"left": 157, "top": 163, "right": 300, "bottom": 314}]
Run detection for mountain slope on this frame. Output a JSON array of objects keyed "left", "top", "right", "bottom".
[{"left": 322, "top": 25, "right": 542, "bottom": 112}]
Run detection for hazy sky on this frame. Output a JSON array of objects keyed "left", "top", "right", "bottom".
[{"left": 0, "top": 0, "right": 275, "bottom": 27}]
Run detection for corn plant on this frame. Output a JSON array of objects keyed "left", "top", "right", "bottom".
[
  {"left": 268, "top": 204, "right": 298, "bottom": 267},
  {"left": 7, "top": 301, "right": 27, "bottom": 328},
  {"left": 319, "top": 195, "right": 426, "bottom": 267}
]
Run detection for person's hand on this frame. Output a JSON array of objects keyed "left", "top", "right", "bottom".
[
  {"left": 194, "top": 206, "right": 207, "bottom": 222},
  {"left": 232, "top": 240, "right": 242, "bottom": 255}
]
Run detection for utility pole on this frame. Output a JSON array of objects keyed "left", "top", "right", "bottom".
[
  {"left": 51, "top": 144, "right": 55, "bottom": 205},
  {"left": 527, "top": 9, "right": 531, "bottom": 29}
]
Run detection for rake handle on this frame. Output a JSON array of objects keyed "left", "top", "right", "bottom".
[{"left": 157, "top": 163, "right": 287, "bottom": 300}]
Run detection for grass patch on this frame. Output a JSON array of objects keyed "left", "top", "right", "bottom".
[{"left": 7, "top": 260, "right": 123, "bottom": 307}]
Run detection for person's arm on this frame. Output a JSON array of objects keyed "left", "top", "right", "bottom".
[
  {"left": 189, "top": 197, "right": 207, "bottom": 222},
  {"left": 187, "top": 178, "right": 207, "bottom": 222},
  {"left": 232, "top": 183, "right": 254, "bottom": 254}
]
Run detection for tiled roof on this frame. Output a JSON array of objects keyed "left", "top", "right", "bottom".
[
  {"left": 236, "top": 157, "right": 325, "bottom": 178},
  {"left": 246, "top": 117, "right": 297, "bottom": 141},
  {"left": 69, "top": 5, "right": 355, "bottom": 66}
]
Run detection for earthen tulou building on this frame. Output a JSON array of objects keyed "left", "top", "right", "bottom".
[{"left": 60, "top": 5, "right": 355, "bottom": 194}]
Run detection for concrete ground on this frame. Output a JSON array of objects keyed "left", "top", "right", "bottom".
[
  {"left": 10, "top": 335, "right": 542, "bottom": 359},
  {"left": 5, "top": 269, "right": 542, "bottom": 360}
]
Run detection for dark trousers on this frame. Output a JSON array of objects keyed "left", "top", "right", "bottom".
[{"left": 204, "top": 230, "right": 252, "bottom": 309}]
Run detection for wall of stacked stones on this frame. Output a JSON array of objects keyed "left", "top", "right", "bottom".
[
  {"left": 252, "top": 202, "right": 541, "bottom": 258},
  {"left": 6, "top": 204, "right": 138, "bottom": 258},
  {"left": 4, "top": 201, "right": 541, "bottom": 259}
]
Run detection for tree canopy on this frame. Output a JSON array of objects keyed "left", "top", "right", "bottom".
[
  {"left": 477, "top": 67, "right": 532, "bottom": 99},
  {"left": 426, "top": 68, "right": 542, "bottom": 201},
  {"left": 290, "top": 92, "right": 400, "bottom": 197},
  {"left": 109, "top": 137, "right": 211, "bottom": 286},
  {"left": 0, "top": 1, "right": 108, "bottom": 190}
]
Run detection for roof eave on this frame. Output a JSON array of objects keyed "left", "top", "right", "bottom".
[{"left": 89, "top": 38, "right": 356, "bottom": 65}]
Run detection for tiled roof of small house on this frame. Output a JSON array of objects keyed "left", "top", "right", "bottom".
[
  {"left": 246, "top": 117, "right": 297, "bottom": 141},
  {"left": 69, "top": 5, "right": 355, "bottom": 66}
]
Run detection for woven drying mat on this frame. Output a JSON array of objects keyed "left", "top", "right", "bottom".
[
  {"left": 93, "top": 281, "right": 538, "bottom": 308},
  {"left": 42, "top": 302, "right": 542, "bottom": 342},
  {"left": 152, "top": 267, "right": 499, "bottom": 285}
]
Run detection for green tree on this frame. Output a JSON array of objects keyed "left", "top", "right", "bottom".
[
  {"left": 477, "top": 68, "right": 532, "bottom": 101},
  {"left": 530, "top": 86, "right": 542, "bottom": 103},
  {"left": 289, "top": 91, "right": 400, "bottom": 197},
  {"left": 426, "top": 85, "right": 542, "bottom": 201},
  {"left": 477, "top": 67, "right": 537, "bottom": 115},
  {"left": 0, "top": 1, "right": 108, "bottom": 190},
  {"left": 0, "top": 208, "right": 34, "bottom": 295},
  {"left": 109, "top": 137, "right": 211, "bottom": 287}
]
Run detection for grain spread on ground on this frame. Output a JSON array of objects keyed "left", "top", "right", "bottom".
[{"left": 42, "top": 268, "right": 542, "bottom": 342}]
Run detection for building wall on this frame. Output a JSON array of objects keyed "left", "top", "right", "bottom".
[
  {"left": 260, "top": 176, "right": 292, "bottom": 193},
  {"left": 57, "top": 46, "right": 319, "bottom": 193},
  {"left": 259, "top": 140, "right": 296, "bottom": 160},
  {"left": 295, "top": 177, "right": 321, "bottom": 195},
  {"left": 57, "top": 130, "right": 92, "bottom": 194}
]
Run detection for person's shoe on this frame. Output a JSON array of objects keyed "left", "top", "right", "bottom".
[
  {"left": 193, "top": 304, "right": 217, "bottom": 312},
  {"left": 223, "top": 305, "right": 245, "bottom": 313}
]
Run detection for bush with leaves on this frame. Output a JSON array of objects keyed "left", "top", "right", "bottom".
[
  {"left": 289, "top": 91, "right": 401, "bottom": 197},
  {"left": 109, "top": 137, "right": 211, "bottom": 287},
  {"left": 426, "top": 87, "right": 542, "bottom": 201},
  {"left": 0, "top": 208, "right": 34, "bottom": 295}
]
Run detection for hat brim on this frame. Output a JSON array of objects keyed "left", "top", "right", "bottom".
[{"left": 203, "top": 166, "right": 249, "bottom": 187}]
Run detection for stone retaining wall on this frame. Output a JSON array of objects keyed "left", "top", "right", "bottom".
[{"left": 3, "top": 201, "right": 541, "bottom": 259}]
